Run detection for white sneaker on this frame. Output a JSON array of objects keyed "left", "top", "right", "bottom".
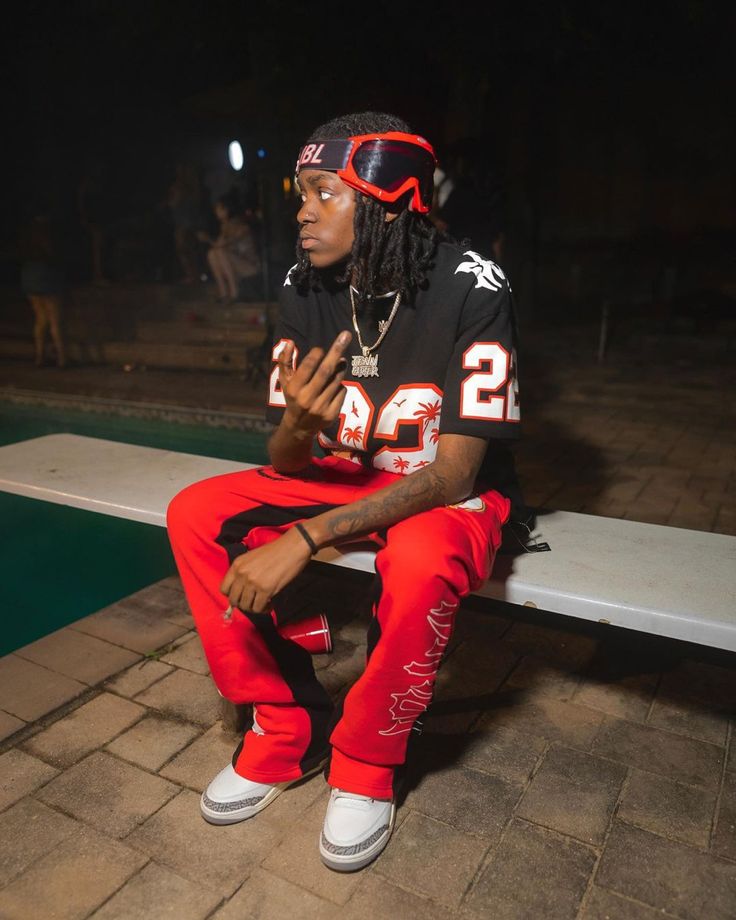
[
  {"left": 319, "top": 789, "right": 396, "bottom": 871},
  {"left": 201, "top": 760, "right": 324, "bottom": 825}
]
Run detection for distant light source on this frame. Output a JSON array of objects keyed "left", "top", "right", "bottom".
[
  {"left": 257, "top": 148, "right": 266, "bottom": 159},
  {"left": 282, "top": 176, "right": 292, "bottom": 196},
  {"left": 228, "top": 141, "right": 244, "bottom": 171}
]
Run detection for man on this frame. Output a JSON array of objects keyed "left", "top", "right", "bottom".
[{"left": 167, "top": 111, "right": 521, "bottom": 871}]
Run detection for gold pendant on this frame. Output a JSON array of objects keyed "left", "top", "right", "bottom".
[{"left": 351, "top": 351, "right": 379, "bottom": 378}]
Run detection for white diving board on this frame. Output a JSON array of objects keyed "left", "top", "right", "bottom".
[{"left": 1, "top": 433, "right": 735, "bottom": 653}]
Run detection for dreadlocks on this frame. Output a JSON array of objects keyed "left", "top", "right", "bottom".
[{"left": 292, "top": 112, "right": 445, "bottom": 301}]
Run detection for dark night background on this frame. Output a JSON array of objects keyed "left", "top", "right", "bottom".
[{"left": 2, "top": 0, "right": 734, "bottom": 318}]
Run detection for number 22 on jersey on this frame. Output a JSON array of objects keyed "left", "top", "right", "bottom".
[
  {"left": 460, "top": 342, "right": 520, "bottom": 422},
  {"left": 319, "top": 382, "right": 443, "bottom": 473}
]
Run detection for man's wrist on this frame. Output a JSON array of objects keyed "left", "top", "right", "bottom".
[
  {"left": 280, "top": 412, "right": 315, "bottom": 443},
  {"left": 301, "top": 516, "right": 333, "bottom": 551},
  {"left": 293, "top": 522, "right": 319, "bottom": 555}
]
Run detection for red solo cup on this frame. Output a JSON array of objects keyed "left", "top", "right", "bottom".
[{"left": 273, "top": 613, "right": 332, "bottom": 654}]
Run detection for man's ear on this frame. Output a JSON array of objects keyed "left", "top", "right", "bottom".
[{"left": 384, "top": 211, "right": 400, "bottom": 223}]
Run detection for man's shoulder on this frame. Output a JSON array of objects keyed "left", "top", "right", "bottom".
[
  {"left": 440, "top": 244, "right": 509, "bottom": 292},
  {"left": 424, "top": 243, "right": 511, "bottom": 303},
  {"left": 430, "top": 241, "right": 466, "bottom": 275}
]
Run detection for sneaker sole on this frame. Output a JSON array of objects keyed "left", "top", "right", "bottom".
[
  {"left": 319, "top": 801, "right": 396, "bottom": 872},
  {"left": 200, "top": 759, "right": 327, "bottom": 826}
]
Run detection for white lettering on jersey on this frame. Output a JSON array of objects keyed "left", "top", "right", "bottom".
[
  {"left": 268, "top": 339, "right": 298, "bottom": 407},
  {"left": 455, "top": 250, "right": 507, "bottom": 291},
  {"left": 460, "top": 342, "right": 509, "bottom": 420},
  {"left": 317, "top": 381, "right": 373, "bottom": 453},
  {"left": 372, "top": 384, "right": 443, "bottom": 474},
  {"left": 283, "top": 263, "right": 298, "bottom": 286}
]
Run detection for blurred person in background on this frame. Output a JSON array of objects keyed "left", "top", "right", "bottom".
[
  {"left": 19, "top": 211, "right": 67, "bottom": 368},
  {"left": 198, "top": 193, "right": 261, "bottom": 303}
]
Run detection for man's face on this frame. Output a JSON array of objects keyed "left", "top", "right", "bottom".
[{"left": 296, "top": 169, "right": 356, "bottom": 268}]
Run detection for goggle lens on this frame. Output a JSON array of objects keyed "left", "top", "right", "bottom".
[{"left": 351, "top": 140, "right": 435, "bottom": 208}]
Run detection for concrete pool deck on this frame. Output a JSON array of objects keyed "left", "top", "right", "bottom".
[{"left": 1, "top": 573, "right": 735, "bottom": 918}]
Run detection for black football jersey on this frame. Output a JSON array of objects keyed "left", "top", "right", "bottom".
[{"left": 266, "top": 243, "right": 522, "bottom": 504}]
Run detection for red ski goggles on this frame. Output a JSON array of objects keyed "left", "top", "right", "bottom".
[{"left": 296, "top": 131, "right": 437, "bottom": 213}]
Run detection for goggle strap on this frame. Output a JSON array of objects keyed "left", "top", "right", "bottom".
[{"left": 296, "top": 140, "right": 353, "bottom": 173}]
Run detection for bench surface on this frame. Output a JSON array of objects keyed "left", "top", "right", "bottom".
[{"left": 2, "top": 433, "right": 735, "bottom": 652}]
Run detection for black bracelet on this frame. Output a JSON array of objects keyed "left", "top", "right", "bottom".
[{"left": 294, "top": 522, "right": 318, "bottom": 555}]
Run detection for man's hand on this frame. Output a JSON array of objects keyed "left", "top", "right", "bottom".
[
  {"left": 220, "top": 527, "right": 313, "bottom": 614},
  {"left": 267, "top": 330, "right": 353, "bottom": 474},
  {"left": 279, "top": 331, "right": 352, "bottom": 440}
]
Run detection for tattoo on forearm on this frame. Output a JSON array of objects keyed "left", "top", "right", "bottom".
[{"left": 324, "top": 466, "right": 451, "bottom": 540}]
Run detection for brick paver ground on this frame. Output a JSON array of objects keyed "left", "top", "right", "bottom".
[
  {"left": 0, "top": 570, "right": 734, "bottom": 920},
  {"left": 1, "top": 320, "right": 735, "bottom": 917}
]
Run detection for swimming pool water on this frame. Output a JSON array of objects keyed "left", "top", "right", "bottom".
[
  {"left": 0, "top": 400, "right": 270, "bottom": 461},
  {"left": 1, "top": 494, "right": 181, "bottom": 656},
  {"left": 0, "top": 400, "right": 269, "bottom": 656}
]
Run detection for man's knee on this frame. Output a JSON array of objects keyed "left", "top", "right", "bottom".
[
  {"left": 167, "top": 478, "right": 219, "bottom": 534},
  {"left": 166, "top": 469, "right": 264, "bottom": 535}
]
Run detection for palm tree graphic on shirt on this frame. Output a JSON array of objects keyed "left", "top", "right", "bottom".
[
  {"left": 413, "top": 400, "right": 441, "bottom": 431},
  {"left": 343, "top": 425, "right": 363, "bottom": 446}
]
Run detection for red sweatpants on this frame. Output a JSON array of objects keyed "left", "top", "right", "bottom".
[{"left": 167, "top": 456, "right": 509, "bottom": 799}]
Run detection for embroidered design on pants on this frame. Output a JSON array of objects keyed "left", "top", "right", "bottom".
[{"left": 378, "top": 600, "right": 456, "bottom": 736}]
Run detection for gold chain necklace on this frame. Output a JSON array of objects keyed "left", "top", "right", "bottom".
[{"left": 348, "top": 287, "right": 401, "bottom": 378}]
